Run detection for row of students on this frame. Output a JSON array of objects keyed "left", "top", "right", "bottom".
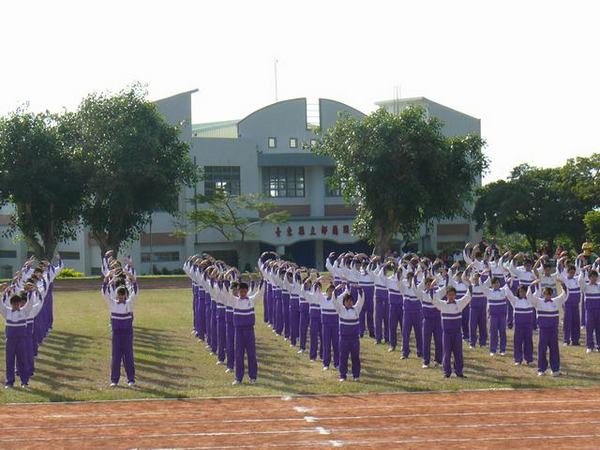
[
  {"left": 1, "top": 256, "right": 63, "bottom": 388},
  {"left": 184, "top": 255, "right": 263, "bottom": 385}
]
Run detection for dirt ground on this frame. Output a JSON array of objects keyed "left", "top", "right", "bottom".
[{"left": 1, "top": 388, "right": 599, "bottom": 449}]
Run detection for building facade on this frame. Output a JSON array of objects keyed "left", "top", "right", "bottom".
[{"left": 0, "top": 92, "right": 482, "bottom": 275}]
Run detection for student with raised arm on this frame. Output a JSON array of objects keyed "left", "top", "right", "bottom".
[
  {"left": 464, "top": 268, "right": 488, "bottom": 349},
  {"left": 432, "top": 280, "right": 472, "bottom": 378},
  {"left": 481, "top": 274, "right": 509, "bottom": 357},
  {"left": 448, "top": 262, "right": 470, "bottom": 342},
  {"left": 368, "top": 257, "right": 390, "bottom": 346},
  {"left": 385, "top": 262, "right": 404, "bottom": 353},
  {"left": 332, "top": 284, "right": 365, "bottom": 381},
  {"left": 557, "top": 260, "right": 582, "bottom": 346},
  {"left": 102, "top": 272, "right": 138, "bottom": 387},
  {"left": 504, "top": 282, "right": 535, "bottom": 365},
  {"left": 527, "top": 280, "right": 567, "bottom": 376},
  {"left": 579, "top": 267, "right": 600, "bottom": 353},
  {"left": 231, "top": 280, "right": 263, "bottom": 385},
  {"left": 320, "top": 283, "right": 341, "bottom": 370},
  {"left": 510, "top": 253, "right": 538, "bottom": 330},
  {"left": 390, "top": 267, "right": 423, "bottom": 360},
  {"left": 308, "top": 278, "right": 325, "bottom": 362},
  {"left": 416, "top": 276, "right": 442, "bottom": 369}
]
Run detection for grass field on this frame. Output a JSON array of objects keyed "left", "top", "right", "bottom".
[{"left": 1, "top": 288, "right": 600, "bottom": 404}]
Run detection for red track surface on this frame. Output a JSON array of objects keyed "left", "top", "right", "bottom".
[{"left": 1, "top": 388, "right": 599, "bottom": 449}]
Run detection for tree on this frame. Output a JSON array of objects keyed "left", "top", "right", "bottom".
[
  {"left": 0, "top": 109, "right": 88, "bottom": 259},
  {"left": 584, "top": 211, "right": 600, "bottom": 247},
  {"left": 74, "top": 85, "right": 199, "bottom": 255},
  {"left": 314, "top": 107, "right": 487, "bottom": 254},
  {"left": 188, "top": 189, "right": 290, "bottom": 244},
  {"left": 473, "top": 164, "right": 587, "bottom": 252}
]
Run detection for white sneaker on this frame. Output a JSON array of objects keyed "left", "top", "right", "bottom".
[
  {"left": 500, "top": 352, "right": 506, "bottom": 356},
  {"left": 110, "top": 382, "right": 118, "bottom": 387},
  {"left": 216, "top": 361, "right": 224, "bottom": 365},
  {"left": 127, "top": 381, "right": 135, "bottom": 387},
  {"left": 388, "top": 347, "right": 395, "bottom": 352},
  {"left": 352, "top": 377, "right": 359, "bottom": 381},
  {"left": 537, "top": 371, "right": 545, "bottom": 376},
  {"left": 469, "top": 345, "right": 475, "bottom": 349},
  {"left": 552, "top": 371, "right": 561, "bottom": 377},
  {"left": 338, "top": 378, "right": 346, "bottom": 382},
  {"left": 249, "top": 379, "right": 257, "bottom": 384},
  {"left": 514, "top": 362, "right": 521, "bottom": 366},
  {"left": 20, "top": 384, "right": 29, "bottom": 389},
  {"left": 4, "top": 385, "right": 12, "bottom": 389},
  {"left": 322, "top": 366, "right": 329, "bottom": 371},
  {"left": 400, "top": 355, "right": 407, "bottom": 360},
  {"left": 422, "top": 364, "right": 429, "bottom": 369},
  {"left": 587, "top": 348, "right": 593, "bottom": 353},
  {"left": 225, "top": 368, "right": 232, "bottom": 373},
  {"left": 490, "top": 352, "right": 496, "bottom": 357},
  {"left": 563, "top": 342, "right": 569, "bottom": 346},
  {"left": 297, "top": 349, "right": 305, "bottom": 354},
  {"left": 232, "top": 380, "right": 241, "bottom": 385}
]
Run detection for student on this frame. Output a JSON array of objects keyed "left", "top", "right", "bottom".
[
  {"left": 102, "top": 274, "right": 138, "bottom": 387},
  {"left": 298, "top": 273, "right": 312, "bottom": 354},
  {"left": 369, "top": 258, "right": 390, "bottom": 346},
  {"left": 232, "top": 280, "right": 263, "bottom": 385},
  {"left": 321, "top": 283, "right": 341, "bottom": 370},
  {"left": 481, "top": 275, "right": 508, "bottom": 357},
  {"left": 391, "top": 268, "right": 423, "bottom": 360},
  {"left": 333, "top": 285, "right": 365, "bottom": 381},
  {"left": 1, "top": 283, "right": 38, "bottom": 388},
  {"left": 223, "top": 279, "right": 238, "bottom": 373},
  {"left": 527, "top": 280, "right": 567, "bottom": 376},
  {"left": 286, "top": 269, "right": 301, "bottom": 347},
  {"left": 448, "top": 263, "right": 470, "bottom": 341},
  {"left": 579, "top": 268, "right": 600, "bottom": 352},
  {"left": 385, "top": 263, "right": 404, "bottom": 353},
  {"left": 557, "top": 262, "right": 581, "bottom": 346},
  {"left": 432, "top": 282, "right": 472, "bottom": 378},
  {"left": 464, "top": 270, "right": 488, "bottom": 349},
  {"left": 307, "top": 278, "right": 325, "bottom": 362},
  {"left": 504, "top": 283, "right": 535, "bottom": 365},
  {"left": 510, "top": 254, "right": 538, "bottom": 330},
  {"left": 416, "top": 276, "right": 443, "bottom": 369}
]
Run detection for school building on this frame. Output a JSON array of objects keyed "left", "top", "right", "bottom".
[{"left": 0, "top": 91, "right": 482, "bottom": 275}]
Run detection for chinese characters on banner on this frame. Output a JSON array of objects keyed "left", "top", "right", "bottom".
[{"left": 274, "top": 224, "right": 350, "bottom": 238}]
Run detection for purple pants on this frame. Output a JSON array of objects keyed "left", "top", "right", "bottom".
[
  {"left": 339, "top": 336, "right": 360, "bottom": 380},
  {"left": 217, "top": 315, "right": 226, "bottom": 363},
  {"left": 489, "top": 314, "right": 507, "bottom": 354},
  {"left": 234, "top": 326, "right": 257, "bottom": 382},
  {"left": 422, "top": 316, "right": 442, "bottom": 366},
  {"left": 563, "top": 303, "right": 581, "bottom": 345},
  {"left": 226, "top": 320, "right": 235, "bottom": 370},
  {"left": 283, "top": 295, "right": 290, "bottom": 339},
  {"left": 275, "top": 295, "right": 284, "bottom": 335},
  {"left": 514, "top": 324, "right": 534, "bottom": 364},
  {"left": 586, "top": 308, "right": 600, "bottom": 350},
  {"left": 289, "top": 306, "right": 300, "bottom": 346},
  {"left": 210, "top": 302, "right": 218, "bottom": 353},
  {"left": 388, "top": 303, "right": 403, "bottom": 349},
  {"left": 461, "top": 304, "right": 470, "bottom": 340},
  {"left": 469, "top": 306, "right": 488, "bottom": 347},
  {"left": 197, "top": 294, "right": 206, "bottom": 340},
  {"left": 111, "top": 330, "right": 135, "bottom": 384},
  {"left": 442, "top": 329, "right": 463, "bottom": 376},
  {"left": 507, "top": 302, "right": 514, "bottom": 328},
  {"left": 402, "top": 309, "right": 423, "bottom": 358},
  {"left": 299, "top": 304, "right": 309, "bottom": 351},
  {"left": 322, "top": 322, "right": 339, "bottom": 368},
  {"left": 359, "top": 296, "right": 375, "bottom": 338},
  {"left": 538, "top": 326, "right": 560, "bottom": 373},
  {"left": 263, "top": 288, "right": 270, "bottom": 324},
  {"left": 582, "top": 298, "right": 586, "bottom": 327},
  {"left": 375, "top": 298, "right": 389, "bottom": 343},
  {"left": 309, "top": 314, "right": 322, "bottom": 360},
  {"left": 205, "top": 299, "right": 212, "bottom": 346},
  {"left": 5, "top": 337, "right": 29, "bottom": 386}
]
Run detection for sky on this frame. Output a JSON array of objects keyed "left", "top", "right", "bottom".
[{"left": 1, "top": 0, "right": 599, "bottom": 183}]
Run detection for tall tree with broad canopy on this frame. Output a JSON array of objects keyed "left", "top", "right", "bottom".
[
  {"left": 473, "top": 164, "right": 588, "bottom": 252},
  {"left": 0, "top": 109, "right": 88, "bottom": 259},
  {"left": 74, "top": 85, "right": 199, "bottom": 255},
  {"left": 314, "top": 107, "right": 487, "bottom": 255},
  {"left": 584, "top": 211, "right": 600, "bottom": 248}
]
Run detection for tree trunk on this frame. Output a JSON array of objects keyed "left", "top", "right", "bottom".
[{"left": 373, "top": 220, "right": 393, "bottom": 257}]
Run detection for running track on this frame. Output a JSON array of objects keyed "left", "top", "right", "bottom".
[{"left": 1, "top": 388, "right": 599, "bottom": 449}]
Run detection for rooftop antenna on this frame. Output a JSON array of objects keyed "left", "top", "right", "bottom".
[{"left": 274, "top": 58, "right": 279, "bottom": 102}]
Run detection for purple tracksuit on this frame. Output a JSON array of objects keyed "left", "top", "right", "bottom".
[
  {"left": 506, "top": 277, "right": 518, "bottom": 329},
  {"left": 373, "top": 284, "right": 389, "bottom": 344},
  {"left": 192, "top": 284, "right": 199, "bottom": 337},
  {"left": 282, "top": 289, "right": 291, "bottom": 339},
  {"left": 289, "top": 292, "right": 300, "bottom": 346},
  {"left": 204, "top": 291, "right": 212, "bottom": 347},
  {"left": 5, "top": 319, "right": 30, "bottom": 386},
  {"left": 486, "top": 287, "right": 508, "bottom": 354},
  {"left": 233, "top": 295, "right": 258, "bottom": 382},
  {"left": 533, "top": 290, "right": 566, "bottom": 373},
  {"left": 197, "top": 285, "right": 207, "bottom": 340},
  {"left": 320, "top": 297, "right": 339, "bottom": 368},
  {"left": 273, "top": 285, "right": 283, "bottom": 335},
  {"left": 309, "top": 293, "right": 323, "bottom": 360},
  {"left": 210, "top": 295, "right": 218, "bottom": 353},
  {"left": 581, "top": 278, "right": 600, "bottom": 350},
  {"left": 562, "top": 277, "right": 581, "bottom": 345},
  {"left": 388, "top": 287, "right": 403, "bottom": 350},
  {"left": 226, "top": 304, "right": 235, "bottom": 370},
  {"left": 419, "top": 288, "right": 442, "bottom": 366},
  {"left": 359, "top": 282, "right": 375, "bottom": 338},
  {"left": 299, "top": 292, "right": 310, "bottom": 351},
  {"left": 402, "top": 285, "right": 423, "bottom": 358},
  {"left": 107, "top": 297, "right": 136, "bottom": 385},
  {"left": 336, "top": 292, "right": 365, "bottom": 380},
  {"left": 506, "top": 289, "right": 534, "bottom": 364},
  {"left": 469, "top": 285, "right": 488, "bottom": 347},
  {"left": 434, "top": 290, "right": 471, "bottom": 377},
  {"left": 216, "top": 302, "right": 227, "bottom": 363}
]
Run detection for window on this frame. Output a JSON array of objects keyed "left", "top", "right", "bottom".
[
  {"left": 0, "top": 250, "right": 17, "bottom": 258},
  {"left": 310, "top": 139, "right": 318, "bottom": 147},
  {"left": 324, "top": 167, "right": 342, "bottom": 197},
  {"left": 262, "top": 167, "right": 305, "bottom": 198},
  {"left": 289, "top": 138, "right": 298, "bottom": 148},
  {"left": 60, "top": 251, "right": 80, "bottom": 260},
  {"left": 204, "top": 166, "right": 241, "bottom": 196},
  {"left": 268, "top": 137, "right": 277, "bottom": 148},
  {"left": 141, "top": 251, "right": 180, "bottom": 263}
]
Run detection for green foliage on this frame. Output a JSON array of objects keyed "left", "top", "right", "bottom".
[
  {"left": 74, "top": 84, "right": 200, "bottom": 255},
  {"left": 189, "top": 189, "right": 290, "bottom": 243},
  {"left": 56, "top": 267, "right": 85, "bottom": 278},
  {"left": 584, "top": 210, "right": 600, "bottom": 248},
  {"left": 314, "top": 107, "right": 488, "bottom": 254},
  {"left": 0, "top": 109, "right": 89, "bottom": 259}
]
